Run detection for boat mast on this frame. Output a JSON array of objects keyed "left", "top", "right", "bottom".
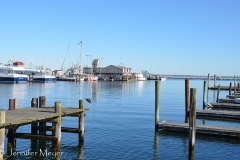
[
  {"left": 91, "top": 52, "right": 93, "bottom": 76},
  {"left": 78, "top": 41, "right": 82, "bottom": 74}
]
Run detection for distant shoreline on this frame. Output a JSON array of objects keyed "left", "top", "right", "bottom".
[{"left": 149, "top": 74, "right": 237, "bottom": 80}]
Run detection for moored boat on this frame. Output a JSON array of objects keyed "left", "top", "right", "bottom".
[
  {"left": 31, "top": 66, "right": 56, "bottom": 83},
  {"left": 133, "top": 73, "right": 147, "bottom": 81},
  {"left": 0, "top": 59, "right": 28, "bottom": 83}
]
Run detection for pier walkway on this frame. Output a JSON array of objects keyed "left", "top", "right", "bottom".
[{"left": 0, "top": 96, "right": 87, "bottom": 159}]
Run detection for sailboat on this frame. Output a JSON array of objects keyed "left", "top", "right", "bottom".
[
  {"left": 87, "top": 52, "right": 98, "bottom": 82},
  {"left": 57, "top": 45, "right": 76, "bottom": 81}
]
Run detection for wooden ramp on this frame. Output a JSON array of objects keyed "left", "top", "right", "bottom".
[
  {"left": 159, "top": 121, "right": 240, "bottom": 138},
  {"left": 0, "top": 107, "right": 85, "bottom": 128},
  {"left": 196, "top": 109, "right": 240, "bottom": 120}
]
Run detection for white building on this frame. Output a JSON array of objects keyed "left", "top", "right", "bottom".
[
  {"left": 82, "top": 59, "right": 132, "bottom": 76},
  {"left": 101, "top": 65, "right": 132, "bottom": 76}
]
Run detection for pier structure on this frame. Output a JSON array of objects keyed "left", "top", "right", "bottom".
[
  {"left": 154, "top": 78, "right": 240, "bottom": 159},
  {"left": 0, "top": 96, "right": 87, "bottom": 159}
]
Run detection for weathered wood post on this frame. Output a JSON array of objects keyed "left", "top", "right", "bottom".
[
  {"left": 39, "top": 96, "right": 46, "bottom": 135},
  {"left": 229, "top": 82, "right": 232, "bottom": 95},
  {"left": 189, "top": 88, "right": 197, "bottom": 160},
  {"left": 203, "top": 80, "right": 207, "bottom": 109},
  {"left": 7, "top": 99, "right": 17, "bottom": 148},
  {"left": 9, "top": 98, "right": 16, "bottom": 110},
  {"left": 79, "top": 100, "right": 85, "bottom": 142},
  {"left": 39, "top": 96, "right": 46, "bottom": 107},
  {"left": 214, "top": 75, "right": 217, "bottom": 87},
  {"left": 238, "top": 83, "right": 240, "bottom": 91},
  {"left": 207, "top": 73, "right": 210, "bottom": 88},
  {"left": 216, "top": 85, "right": 220, "bottom": 103},
  {"left": 30, "top": 97, "right": 38, "bottom": 153},
  {"left": 155, "top": 81, "right": 160, "bottom": 131},
  {"left": 185, "top": 79, "right": 190, "bottom": 123},
  {"left": 52, "top": 101, "right": 62, "bottom": 151},
  {"left": 154, "top": 130, "right": 159, "bottom": 159},
  {"left": 31, "top": 98, "right": 38, "bottom": 135},
  {"left": 0, "top": 111, "right": 5, "bottom": 160},
  {"left": 234, "top": 75, "right": 236, "bottom": 93}
]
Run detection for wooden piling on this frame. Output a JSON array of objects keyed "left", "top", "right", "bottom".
[
  {"left": 203, "top": 80, "right": 207, "bottom": 110},
  {"left": 238, "top": 83, "right": 240, "bottom": 91},
  {"left": 39, "top": 96, "right": 46, "bottom": 135},
  {"left": 185, "top": 79, "right": 190, "bottom": 123},
  {"left": 79, "top": 100, "right": 85, "bottom": 142},
  {"left": 39, "top": 96, "right": 46, "bottom": 107},
  {"left": 234, "top": 75, "right": 236, "bottom": 93},
  {"left": 229, "top": 82, "right": 232, "bottom": 95},
  {"left": 155, "top": 81, "right": 160, "bottom": 131},
  {"left": 9, "top": 98, "right": 16, "bottom": 110},
  {"left": 52, "top": 101, "right": 62, "bottom": 151},
  {"left": 0, "top": 111, "right": 5, "bottom": 160},
  {"left": 31, "top": 98, "right": 38, "bottom": 135},
  {"left": 207, "top": 73, "right": 210, "bottom": 88},
  {"left": 7, "top": 99, "right": 16, "bottom": 148},
  {"left": 189, "top": 88, "right": 197, "bottom": 160},
  {"left": 31, "top": 97, "right": 38, "bottom": 108},
  {"left": 216, "top": 85, "right": 220, "bottom": 103},
  {"left": 214, "top": 75, "right": 217, "bottom": 87}
]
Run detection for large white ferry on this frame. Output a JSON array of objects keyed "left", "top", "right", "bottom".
[
  {"left": 0, "top": 59, "right": 55, "bottom": 83},
  {"left": 0, "top": 60, "right": 28, "bottom": 83}
]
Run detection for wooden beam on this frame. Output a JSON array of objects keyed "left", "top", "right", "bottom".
[{"left": 12, "top": 133, "right": 57, "bottom": 141}]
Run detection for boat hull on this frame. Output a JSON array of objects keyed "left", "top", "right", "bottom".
[
  {"left": 0, "top": 75, "right": 28, "bottom": 83},
  {"left": 56, "top": 77, "right": 76, "bottom": 81},
  {"left": 32, "top": 75, "right": 56, "bottom": 83}
]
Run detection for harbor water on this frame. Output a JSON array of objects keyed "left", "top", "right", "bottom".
[{"left": 0, "top": 79, "right": 240, "bottom": 159}]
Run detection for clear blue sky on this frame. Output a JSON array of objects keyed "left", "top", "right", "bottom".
[{"left": 0, "top": 0, "right": 239, "bottom": 76}]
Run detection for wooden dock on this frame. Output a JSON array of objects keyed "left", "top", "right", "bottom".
[
  {"left": 1, "top": 107, "right": 85, "bottom": 129},
  {"left": 218, "top": 98, "right": 236, "bottom": 103},
  {"left": 0, "top": 96, "right": 88, "bottom": 159},
  {"left": 196, "top": 109, "right": 240, "bottom": 120},
  {"left": 208, "top": 86, "right": 233, "bottom": 90},
  {"left": 208, "top": 102, "right": 240, "bottom": 110},
  {"left": 159, "top": 121, "right": 240, "bottom": 138}
]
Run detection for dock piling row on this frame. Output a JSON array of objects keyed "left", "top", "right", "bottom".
[{"left": 158, "top": 77, "right": 240, "bottom": 159}]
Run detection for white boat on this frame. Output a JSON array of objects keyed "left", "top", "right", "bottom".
[
  {"left": 57, "top": 75, "right": 76, "bottom": 81},
  {"left": 31, "top": 66, "right": 56, "bottom": 83},
  {"left": 85, "top": 76, "right": 98, "bottom": 82},
  {"left": 160, "top": 76, "right": 167, "bottom": 81},
  {"left": 134, "top": 73, "right": 147, "bottom": 81},
  {"left": 0, "top": 60, "right": 28, "bottom": 83}
]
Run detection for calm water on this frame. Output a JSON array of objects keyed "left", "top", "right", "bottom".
[{"left": 0, "top": 79, "right": 240, "bottom": 160}]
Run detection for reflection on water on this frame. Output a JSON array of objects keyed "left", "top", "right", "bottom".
[{"left": 0, "top": 80, "right": 240, "bottom": 159}]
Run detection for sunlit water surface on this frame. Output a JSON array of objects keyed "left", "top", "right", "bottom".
[{"left": 0, "top": 79, "right": 239, "bottom": 160}]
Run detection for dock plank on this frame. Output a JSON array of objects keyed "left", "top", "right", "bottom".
[
  {"left": 208, "top": 86, "right": 233, "bottom": 90},
  {"left": 226, "top": 95, "right": 240, "bottom": 99},
  {"left": 159, "top": 122, "right": 240, "bottom": 137},
  {"left": 196, "top": 109, "right": 240, "bottom": 120},
  {"left": 208, "top": 102, "right": 240, "bottom": 110},
  {"left": 218, "top": 98, "right": 236, "bottom": 103},
  {"left": 0, "top": 107, "right": 85, "bottom": 128}
]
